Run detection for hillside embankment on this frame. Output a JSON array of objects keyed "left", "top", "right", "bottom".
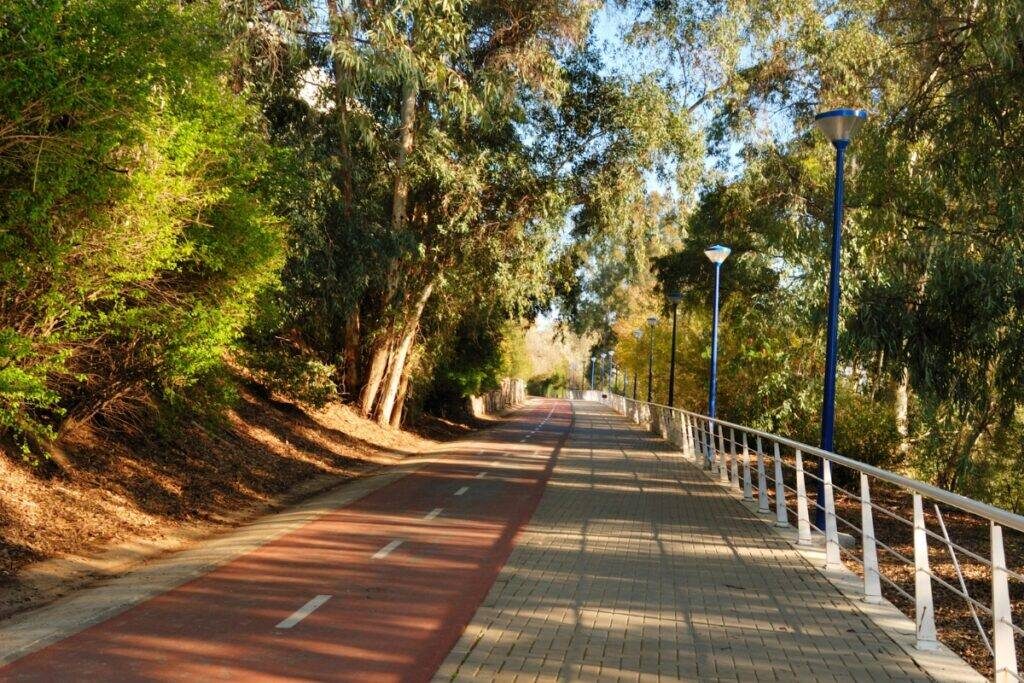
[{"left": 0, "top": 384, "right": 494, "bottom": 619}]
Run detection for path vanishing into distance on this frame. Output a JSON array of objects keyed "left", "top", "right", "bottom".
[{"left": 0, "top": 400, "right": 939, "bottom": 681}]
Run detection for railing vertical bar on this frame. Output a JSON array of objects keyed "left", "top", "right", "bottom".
[
  {"left": 680, "top": 412, "right": 687, "bottom": 455},
  {"left": 693, "top": 416, "right": 703, "bottom": 465},
  {"left": 706, "top": 417, "right": 716, "bottom": 470},
  {"left": 742, "top": 432, "right": 753, "bottom": 501},
  {"left": 718, "top": 423, "right": 729, "bottom": 483},
  {"left": 860, "top": 474, "right": 882, "bottom": 604},
  {"left": 823, "top": 459, "right": 840, "bottom": 569},
  {"left": 756, "top": 436, "right": 770, "bottom": 514},
  {"left": 773, "top": 442, "right": 788, "bottom": 527},
  {"left": 913, "top": 493, "right": 939, "bottom": 650},
  {"left": 992, "top": 522, "right": 1018, "bottom": 682},
  {"left": 730, "top": 427, "right": 740, "bottom": 490},
  {"left": 795, "top": 450, "right": 812, "bottom": 545}
]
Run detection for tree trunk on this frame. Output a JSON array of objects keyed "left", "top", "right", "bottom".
[
  {"left": 937, "top": 409, "right": 991, "bottom": 491},
  {"left": 326, "top": 0, "right": 355, "bottom": 213},
  {"left": 359, "top": 33, "right": 418, "bottom": 417},
  {"left": 375, "top": 280, "right": 434, "bottom": 426},
  {"left": 342, "top": 307, "right": 360, "bottom": 397},
  {"left": 895, "top": 366, "right": 910, "bottom": 456},
  {"left": 359, "top": 337, "right": 392, "bottom": 416},
  {"left": 391, "top": 75, "right": 418, "bottom": 233},
  {"left": 390, "top": 363, "right": 413, "bottom": 428}
]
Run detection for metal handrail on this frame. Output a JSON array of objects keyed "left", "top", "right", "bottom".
[
  {"left": 636, "top": 396, "right": 1024, "bottom": 535},
  {"left": 584, "top": 390, "right": 1022, "bottom": 681}
]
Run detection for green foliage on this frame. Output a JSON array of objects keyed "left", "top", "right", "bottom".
[
  {"left": 0, "top": 0, "right": 284, "bottom": 450},
  {"left": 527, "top": 371, "right": 567, "bottom": 398},
  {"left": 242, "top": 348, "right": 339, "bottom": 408},
  {"left": 588, "top": 0, "right": 1024, "bottom": 509}
]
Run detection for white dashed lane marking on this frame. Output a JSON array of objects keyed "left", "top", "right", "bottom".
[
  {"left": 372, "top": 539, "right": 404, "bottom": 559},
  {"left": 423, "top": 508, "right": 443, "bottom": 520},
  {"left": 276, "top": 595, "right": 331, "bottom": 629},
  {"left": 454, "top": 486, "right": 469, "bottom": 496}
]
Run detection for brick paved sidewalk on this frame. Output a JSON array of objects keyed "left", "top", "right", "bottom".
[{"left": 435, "top": 400, "right": 930, "bottom": 682}]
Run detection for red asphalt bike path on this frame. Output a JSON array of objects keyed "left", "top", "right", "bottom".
[{"left": 0, "top": 398, "right": 573, "bottom": 682}]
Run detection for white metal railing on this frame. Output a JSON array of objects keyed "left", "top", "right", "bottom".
[{"left": 595, "top": 392, "right": 1022, "bottom": 682}]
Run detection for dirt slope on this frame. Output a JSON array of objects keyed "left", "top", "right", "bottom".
[{"left": 0, "top": 386, "right": 476, "bottom": 617}]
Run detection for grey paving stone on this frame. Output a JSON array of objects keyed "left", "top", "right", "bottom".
[{"left": 435, "top": 402, "right": 931, "bottom": 682}]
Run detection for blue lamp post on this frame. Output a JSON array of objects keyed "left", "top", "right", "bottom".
[
  {"left": 589, "top": 356, "right": 596, "bottom": 390},
  {"left": 814, "top": 107, "right": 867, "bottom": 529},
  {"left": 608, "top": 350, "right": 615, "bottom": 391},
  {"left": 667, "top": 292, "right": 683, "bottom": 407},
  {"left": 704, "top": 245, "right": 731, "bottom": 425},
  {"left": 645, "top": 317, "right": 657, "bottom": 402},
  {"left": 632, "top": 329, "right": 642, "bottom": 401}
]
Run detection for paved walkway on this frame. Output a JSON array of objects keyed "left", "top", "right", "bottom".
[
  {"left": 0, "top": 399, "right": 934, "bottom": 681},
  {"left": 436, "top": 401, "right": 930, "bottom": 682}
]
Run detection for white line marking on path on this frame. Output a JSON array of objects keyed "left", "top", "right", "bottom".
[
  {"left": 276, "top": 595, "right": 331, "bottom": 629},
  {"left": 372, "top": 539, "right": 404, "bottom": 559},
  {"left": 423, "top": 508, "right": 443, "bottom": 520},
  {"left": 475, "top": 472, "right": 486, "bottom": 479},
  {"left": 455, "top": 486, "right": 469, "bottom": 496}
]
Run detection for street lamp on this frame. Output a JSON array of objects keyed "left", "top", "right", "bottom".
[
  {"left": 646, "top": 316, "right": 658, "bottom": 402},
  {"left": 632, "top": 329, "right": 642, "bottom": 401},
  {"left": 813, "top": 107, "right": 867, "bottom": 529},
  {"left": 607, "top": 350, "right": 615, "bottom": 390},
  {"left": 600, "top": 352, "right": 608, "bottom": 390},
  {"left": 704, "top": 245, "right": 730, "bottom": 467},
  {"left": 589, "top": 356, "right": 596, "bottom": 390},
  {"left": 667, "top": 292, "right": 683, "bottom": 407},
  {"left": 704, "top": 243, "right": 730, "bottom": 416}
]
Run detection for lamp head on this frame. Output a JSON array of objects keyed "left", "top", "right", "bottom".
[
  {"left": 704, "top": 244, "right": 731, "bottom": 264},
  {"left": 590, "top": 356, "right": 595, "bottom": 361},
  {"left": 646, "top": 316, "right": 658, "bottom": 326},
  {"left": 667, "top": 291, "right": 683, "bottom": 304},
  {"left": 632, "top": 329, "right": 642, "bottom": 340},
  {"left": 813, "top": 108, "right": 868, "bottom": 144},
  {"left": 609, "top": 350, "right": 615, "bottom": 357}
]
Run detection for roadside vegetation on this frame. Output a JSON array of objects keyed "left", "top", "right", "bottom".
[
  {"left": 586, "top": 1, "right": 1024, "bottom": 514},
  {"left": 2, "top": 2, "right": 1024, "bottom": 513}
]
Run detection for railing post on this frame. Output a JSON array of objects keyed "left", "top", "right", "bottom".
[
  {"left": 822, "top": 459, "right": 841, "bottom": 568},
  {"left": 860, "top": 474, "right": 881, "bottom": 603},
  {"left": 794, "top": 450, "right": 812, "bottom": 545},
  {"left": 742, "top": 433, "right": 753, "bottom": 501},
  {"left": 913, "top": 493, "right": 939, "bottom": 650},
  {"left": 705, "top": 417, "right": 715, "bottom": 470},
  {"left": 718, "top": 424, "right": 729, "bottom": 483},
  {"left": 686, "top": 416, "right": 697, "bottom": 463},
  {"left": 700, "top": 418, "right": 710, "bottom": 467},
  {"left": 680, "top": 414, "right": 691, "bottom": 459},
  {"left": 692, "top": 417, "right": 702, "bottom": 464},
  {"left": 696, "top": 417, "right": 705, "bottom": 465},
  {"left": 756, "top": 436, "right": 770, "bottom": 514},
  {"left": 773, "top": 442, "right": 788, "bottom": 527},
  {"left": 992, "top": 522, "right": 1018, "bottom": 682},
  {"left": 729, "top": 427, "right": 740, "bottom": 490}
]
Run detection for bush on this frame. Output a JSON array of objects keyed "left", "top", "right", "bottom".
[
  {"left": 527, "top": 371, "right": 567, "bottom": 397},
  {"left": 242, "top": 349, "right": 338, "bottom": 408},
  {"left": 0, "top": 0, "right": 285, "bottom": 451}
]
